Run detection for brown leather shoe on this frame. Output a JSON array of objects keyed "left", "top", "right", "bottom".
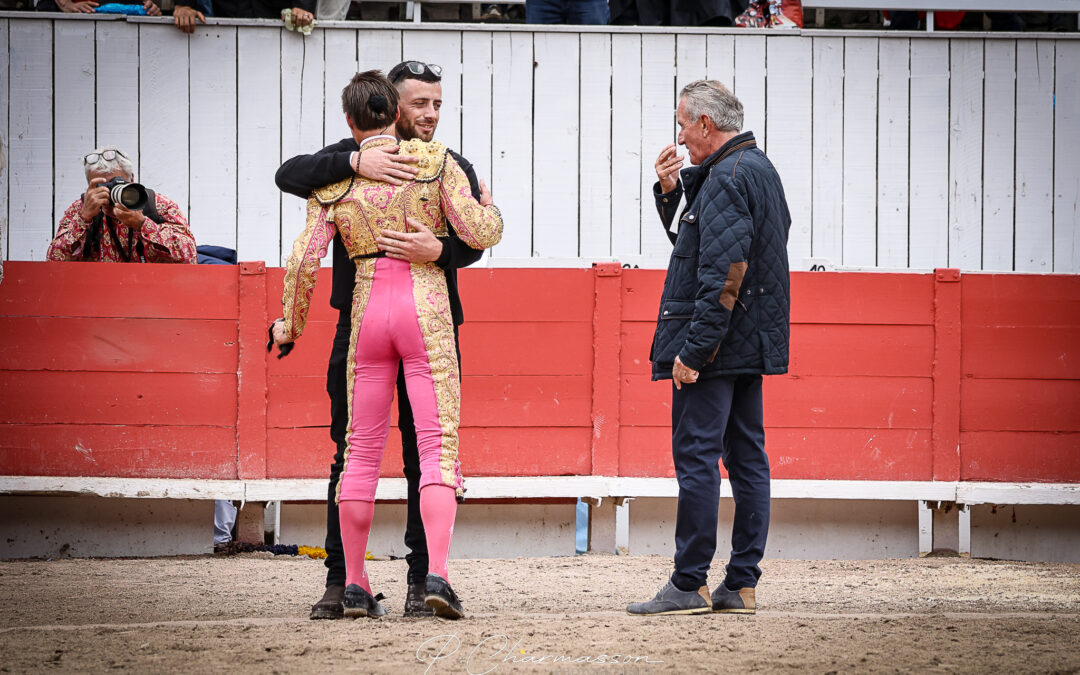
[
  {"left": 310, "top": 584, "right": 345, "bottom": 620},
  {"left": 405, "top": 581, "right": 434, "bottom": 617}
]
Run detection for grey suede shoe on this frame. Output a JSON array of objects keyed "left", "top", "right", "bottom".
[
  {"left": 711, "top": 583, "right": 756, "bottom": 614},
  {"left": 626, "top": 581, "right": 712, "bottom": 616}
]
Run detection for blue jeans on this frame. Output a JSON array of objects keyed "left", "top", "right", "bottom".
[
  {"left": 526, "top": 0, "right": 609, "bottom": 24},
  {"left": 670, "top": 374, "right": 771, "bottom": 591}
]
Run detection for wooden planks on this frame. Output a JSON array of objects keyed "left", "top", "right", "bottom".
[
  {"left": 461, "top": 31, "right": 493, "bottom": 193},
  {"left": 842, "top": 37, "right": 878, "bottom": 267},
  {"left": 949, "top": 39, "right": 984, "bottom": 270},
  {"left": 8, "top": 19, "right": 53, "bottom": 260},
  {"left": 766, "top": 35, "right": 812, "bottom": 268},
  {"left": 1054, "top": 41, "right": 1080, "bottom": 274},
  {"left": 579, "top": 32, "right": 612, "bottom": 258},
  {"left": 811, "top": 37, "right": 843, "bottom": 265},
  {"left": 188, "top": 26, "right": 238, "bottom": 250},
  {"left": 982, "top": 39, "right": 1016, "bottom": 272},
  {"left": 489, "top": 31, "right": 533, "bottom": 259},
  {"left": 877, "top": 38, "right": 910, "bottom": 269},
  {"left": 639, "top": 34, "right": 676, "bottom": 259},
  {"left": 279, "top": 29, "right": 326, "bottom": 266},
  {"left": 1015, "top": 40, "right": 1055, "bottom": 272},
  {"left": 0, "top": 24, "right": 1075, "bottom": 278},
  {"left": 610, "top": 32, "right": 642, "bottom": 258},
  {"left": 53, "top": 20, "right": 97, "bottom": 237},
  {"left": 908, "top": 39, "right": 949, "bottom": 270},
  {"left": 0, "top": 19, "right": 7, "bottom": 260},
  {"left": 237, "top": 27, "right": 283, "bottom": 264},
  {"left": 532, "top": 32, "right": 580, "bottom": 258},
  {"left": 138, "top": 23, "right": 190, "bottom": 217}
]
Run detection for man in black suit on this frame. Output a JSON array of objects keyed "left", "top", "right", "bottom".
[{"left": 275, "top": 61, "right": 486, "bottom": 619}]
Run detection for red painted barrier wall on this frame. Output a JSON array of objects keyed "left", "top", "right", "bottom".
[{"left": 1, "top": 262, "right": 1077, "bottom": 483}]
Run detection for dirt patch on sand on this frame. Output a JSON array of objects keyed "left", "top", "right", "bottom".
[{"left": 0, "top": 555, "right": 1077, "bottom": 673}]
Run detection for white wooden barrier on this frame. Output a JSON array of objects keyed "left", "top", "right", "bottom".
[{"left": 1, "top": 15, "right": 1078, "bottom": 271}]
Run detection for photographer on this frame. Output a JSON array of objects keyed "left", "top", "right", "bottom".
[{"left": 47, "top": 148, "right": 196, "bottom": 264}]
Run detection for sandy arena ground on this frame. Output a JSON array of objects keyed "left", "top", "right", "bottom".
[{"left": 0, "top": 555, "right": 1077, "bottom": 674}]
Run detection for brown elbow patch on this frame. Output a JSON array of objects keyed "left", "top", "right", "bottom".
[{"left": 718, "top": 262, "right": 748, "bottom": 311}]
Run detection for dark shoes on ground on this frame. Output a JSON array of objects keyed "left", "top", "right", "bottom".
[
  {"left": 626, "top": 581, "right": 712, "bottom": 616},
  {"left": 424, "top": 573, "right": 464, "bottom": 619},
  {"left": 711, "top": 583, "right": 756, "bottom": 614},
  {"left": 405, "top": 580, "right": 434, "bottom": 617},
  {"left": 309, "top": 584, "right": 346, "bottom": 620},
  {"left": 343, "top": 584, "right": 388, "bottom": 619}
]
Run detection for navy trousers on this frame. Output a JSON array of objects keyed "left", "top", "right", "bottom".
[
  {"left": 670, "top": 374, "right": 771, "bottom": 592},
  {"left": 525, "top": 0, "right": 609, "bottom": 24}
]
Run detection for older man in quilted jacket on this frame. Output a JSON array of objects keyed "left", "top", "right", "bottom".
[{"left": 628, "top": 80, "right": 791, "bottom": 617}]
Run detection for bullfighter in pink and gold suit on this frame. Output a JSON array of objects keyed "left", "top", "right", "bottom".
[{"left": 279, "top": 74, "right": 502, "bottom": 620}]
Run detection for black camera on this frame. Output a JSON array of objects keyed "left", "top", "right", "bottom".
[{"left": 102, "top": 177, "right": 150, "bottom": 212}]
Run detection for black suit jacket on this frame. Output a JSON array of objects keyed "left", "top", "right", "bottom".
[{"left": 275, "top": 138, "right": 484, "bottom": 326}]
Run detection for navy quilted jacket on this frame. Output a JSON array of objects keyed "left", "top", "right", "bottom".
[{"left": 650, "top": 132, "right": 791, "bottom": 380}]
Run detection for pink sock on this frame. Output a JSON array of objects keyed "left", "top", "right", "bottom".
[
  {"left": 339, "top": 500, "right": 376, "bottom": 593},
  {"left": 419, "top": 485, "right": 457, "bottom": 581}
]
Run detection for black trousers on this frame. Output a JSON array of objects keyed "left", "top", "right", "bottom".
[
  {"left": 670, "top": 374, "right": 771, "bottom": 592},
  {"left": 324, "top": 310, "right": 461, "bottom": 587}
]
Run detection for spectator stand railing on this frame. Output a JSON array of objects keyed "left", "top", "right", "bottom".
[{"left": 801, "top": 0, "right": 1080, "bottom": 30}]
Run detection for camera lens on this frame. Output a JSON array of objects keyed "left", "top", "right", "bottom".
[{"left": 108, "top": 181, "right": 149, "bottom": 211}]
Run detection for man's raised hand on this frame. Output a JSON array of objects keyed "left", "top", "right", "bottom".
[
  {"left": 353, "top": 146, "right": 420, "bottom": 186},
  {"left": 655, "top": 144, "right": 685, "bottom": 194}
]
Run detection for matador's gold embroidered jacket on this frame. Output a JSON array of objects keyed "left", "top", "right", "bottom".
[{"left": 281, "top": 137, "right": 503, "bottom": 342}]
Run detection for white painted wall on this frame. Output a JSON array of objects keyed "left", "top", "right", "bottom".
[{"left": 1, "top": 16, "right": 1078, "bottom": 272}]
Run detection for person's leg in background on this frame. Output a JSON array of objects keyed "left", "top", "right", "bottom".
[
  {"left": 213, "top": 500, "right": 237, "bottom": 549},
  {"left": 567, "top": 0, "right": 609, "bottom": 24},
  {"left": 713, "top": 374, "right": 770, "bottom": 614},
  {"left": 397, "top": 366, "right": 431, "bottom": 616},
  {"left": 309, "top": 311, "right": 353, "bottom": 620},
  {"left": 525, "top": 0, "right": 567, "bottom": 23}
]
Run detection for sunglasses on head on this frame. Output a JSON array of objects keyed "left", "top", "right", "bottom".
[
  {"left": 393, "top": 61, "right": 442, "bottom": 81},
  {"left": 83, "top": 149, "right": 129, "bottom": 165}
]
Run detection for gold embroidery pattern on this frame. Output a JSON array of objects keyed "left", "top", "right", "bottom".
[
  {"left": 282, "top": 197, "right": 335, "bottom": 341},
  {"left": 409, "top": 262, "right": 464, "bottom": 493},
  {"left": 336, "top": 257, "right": 377, "bottom": 504},
  {"left": 438, "top": 157, "right": 503, "bottom": 250}
]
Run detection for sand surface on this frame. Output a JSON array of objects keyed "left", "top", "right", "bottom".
[{"left": 0, "top": 554, "right": 1077, "bottom": 673}]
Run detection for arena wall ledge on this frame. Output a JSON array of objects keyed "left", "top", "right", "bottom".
[{"left": 1, "top": 262, "right": 1077, "bottom": 559}]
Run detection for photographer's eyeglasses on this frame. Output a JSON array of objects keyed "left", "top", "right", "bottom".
[
  {"left": 394, "top": 61, "right": 442, "bottom": 81},
  {"left": 83, "top": 149, "right": 129, "bottom": 165}
]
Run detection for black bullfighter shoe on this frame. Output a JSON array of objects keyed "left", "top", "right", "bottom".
[
  {"left": 424, "top": 574, "right": 464, "bottom": 619},
  {"left": 342, "top": 584, "right": 387, "bottom": 619}
]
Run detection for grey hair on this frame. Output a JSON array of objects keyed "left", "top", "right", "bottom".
[
  {"left": 679, "top": 80, "right": 743, "bottom": 133},
  {"left": 83, "top": 146, "right": 135, "bottom": 181}
]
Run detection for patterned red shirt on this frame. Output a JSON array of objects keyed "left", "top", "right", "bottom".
[{"left": 47, "top": 193, "right": 197, "bottom": 264}]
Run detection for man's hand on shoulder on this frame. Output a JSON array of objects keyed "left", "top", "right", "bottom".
[
  {"left": 377, "top": 217, "right": 443, "bottom": 263},
  {"left": 353, "top": 146, "right": 420, "bottom": 186}
]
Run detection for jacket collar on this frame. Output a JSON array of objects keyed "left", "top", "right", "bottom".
[{"left": 679, "top": 131, "right": 757, "bottom": 204}]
